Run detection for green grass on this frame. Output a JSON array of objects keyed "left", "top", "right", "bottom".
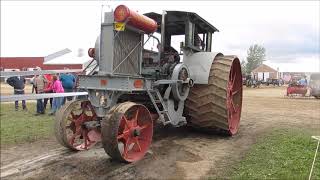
[
  {"left": 0, "top": 102, "right": 54, "bottom": 146},
  {"left": 229, "top": 129, "right": 320, "bottom": 179}
]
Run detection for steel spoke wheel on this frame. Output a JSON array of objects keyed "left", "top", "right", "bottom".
[
  {"left": 185, "top": 55, "right": 243, "bottom": 136},
  {"left": 226, "top": 58, "right": 243, "bottom": 135},
  {"left": 101, "top": 102, "right": 153, "bottom": 163},
  {"left": 55, "top": 100, "right": 101, "bottom": 151}
]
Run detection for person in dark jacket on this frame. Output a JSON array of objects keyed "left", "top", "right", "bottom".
[{"left": 6, "top": 74, "right": 27, "bottom": 111}]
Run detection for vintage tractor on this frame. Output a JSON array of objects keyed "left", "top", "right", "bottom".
[{"left": 55, "top": 5, "right": 243, "bottom": 162}]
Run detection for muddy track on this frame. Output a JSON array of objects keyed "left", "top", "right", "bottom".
[{"left": 1, "top": 87, "right": 320, "bottom": 179}]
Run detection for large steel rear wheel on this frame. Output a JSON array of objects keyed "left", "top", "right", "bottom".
[
  {"left": 101, "top": 102, "right": 153, "bottom": 162},
  {"left": 185, "top": 55, "right": 243, "bottom": 135},
  {"left": 55, "top": 100, "right": 101, "bottom": 150}
]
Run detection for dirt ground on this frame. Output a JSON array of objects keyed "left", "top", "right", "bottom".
[{"left": 1, "top": 86, "right": 319, "bottom": 179}]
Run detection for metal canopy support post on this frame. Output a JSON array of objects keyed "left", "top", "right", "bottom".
[
  {"left": 206, "top": 32, "right": 212, "bottom": 52},
  {"left": 160, "top": 10, "right": 166, "bottom": 52},
  {"left": 185, "top": 20, "right": 194, "bottom": 48}
]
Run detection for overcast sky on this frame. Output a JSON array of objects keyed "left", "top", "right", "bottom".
[{"left": 1, "top": 1, "right": 319, "bottom": 72}]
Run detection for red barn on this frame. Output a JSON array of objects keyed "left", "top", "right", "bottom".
[{"left": 0, "top": 57, "right": 83, "bottom": 71}]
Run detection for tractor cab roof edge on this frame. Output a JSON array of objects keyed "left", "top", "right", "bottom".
[{"left": 144, "top": 11, "right": 219, "bottom": 35}]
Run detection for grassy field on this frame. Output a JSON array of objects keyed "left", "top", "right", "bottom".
[
  {"left": 229, "top": 129, "right": 320, "bottom": 179},
  {"left": 0, "top": 102, "right": 54, "bottom": 146}
]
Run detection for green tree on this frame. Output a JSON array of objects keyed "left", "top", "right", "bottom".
[
  {"left": 245, "top": 44, "right": 266, "bottom": 73},
  {"left": 240, "top": 60, "right": 247, "bottom": 74}
]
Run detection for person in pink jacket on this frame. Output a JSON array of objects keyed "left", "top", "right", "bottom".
[{"left": 45, "top": 75, "right": 64, "bottom": 115}]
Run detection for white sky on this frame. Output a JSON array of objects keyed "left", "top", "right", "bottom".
[{"left": 1, "top": 0, "right": 320, "bottom": 72}]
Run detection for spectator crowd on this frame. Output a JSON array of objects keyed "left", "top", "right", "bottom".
[{"left": 6, "top": 72, "right": 77, "bottom": 115}]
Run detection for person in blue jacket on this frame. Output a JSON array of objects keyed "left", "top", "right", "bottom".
[
  {"left": 298, "top": 76, "right": 308, "bottom": 86},
  {"left": 59, "top": 72, "right": 76, "bottom": 102}
]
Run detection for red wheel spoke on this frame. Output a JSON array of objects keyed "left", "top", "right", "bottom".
[
  {"left": 139, "top": 124, "right": 149, "bottom": 131},
  {"left": 232, "top": 73, "right": 236, "bottom": 87},
  {"left": 117, "top": 134, "right": 125, "bottom": 139},
  {"left": 70, "top": 111, "right": 76, "bottom": 119},
  {"left": 232, "top": 89, "right": 240, "bottom": 96},
  {"left": 133, "top": 108, "right": 139, "bottom": 127},
  {"left": 67, "top": 117, "right": 75, "bottom": 122},
  {"left": 117, "top": 130, "right": 130, "bottom": 140},
  {"left": 69, "top": 129, "right": 81, "bottom": 145},
  {"left": 122, "top": 116, "right": 131, "bottom": 129},
  {"left": 123, "top": 137, "right": 132, "bottom": 158},
  {"left": 66, "top": 123, "right": 76, "bottom": 133},
  {"left": 230, "top": 100, "right": 237, "bottom": 113},
  {"left": 83, "top": 131, "right": 88, "bottom": 149},
  {"left": 134, "top": 138, "right": 142, "bottom": 152}
]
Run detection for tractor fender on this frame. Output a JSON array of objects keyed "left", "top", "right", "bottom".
[{"left": 183, "top": 52, "right": 223, "bottom": 84}]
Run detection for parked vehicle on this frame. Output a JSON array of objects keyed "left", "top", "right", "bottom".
[{"left": 266, "top": 78, "right": 283, "bottom": 86}]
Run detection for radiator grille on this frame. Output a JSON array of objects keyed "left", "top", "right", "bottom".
[{"left": 113, "top": 30, "right": 141, "bottom": 75}]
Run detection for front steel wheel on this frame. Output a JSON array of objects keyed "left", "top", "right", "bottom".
[{"left": 101, "top": 102, "right": 153, "bottom": 162}]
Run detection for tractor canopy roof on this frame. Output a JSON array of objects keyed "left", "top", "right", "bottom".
[{"left": 144, "top": 11, "right": 219, "bottom": 35}]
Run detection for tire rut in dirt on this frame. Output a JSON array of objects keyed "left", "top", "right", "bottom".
[{"left": 185, "top": 55, "right": 243, "bottom": 135}]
